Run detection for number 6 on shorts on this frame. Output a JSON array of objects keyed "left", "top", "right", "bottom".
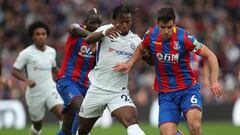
[{"left": 190, "top": 95, "right": 198, "bottom": 104}]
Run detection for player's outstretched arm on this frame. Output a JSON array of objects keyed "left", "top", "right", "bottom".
[
  {"left": 113, "top": 44, "right": 145, "bottom": 73},
  {"left": 11, "top": 67, "right": 36, "bottom": 88},
  {"left": 199, "top": 46, "right": 222, "bottom": 97},
  {"left": 85, "top": 31, "right": 104, "bottom": 44},
  {"left": 69, "top": 23, "right": 91, "bottom": 37},
  {"left": 86, "top": 26, "right": 121, "bottom": 44}
]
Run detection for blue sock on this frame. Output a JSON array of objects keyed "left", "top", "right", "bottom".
[
  {"left": 57, "top": 130, "right": 66, "bottom": 135},
  {"left": 71, "top": 112, "right": 79, "bottom": 134}
]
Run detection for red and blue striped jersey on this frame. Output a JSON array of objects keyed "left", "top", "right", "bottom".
[
  {"left": 142, "top": 26, "right": 204, "bottom": 92},
  {"left": 57, "top": 34, "right": 96, "bottom": 88}
]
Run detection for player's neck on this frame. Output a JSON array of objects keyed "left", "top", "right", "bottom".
[
  {"left": 120, "top": 31, "right": 130, "bottom": 36},
  {"left": 35, "top": 44, "right": 46, "bottom": 51}
]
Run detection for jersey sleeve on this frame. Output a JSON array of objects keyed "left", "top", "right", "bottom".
[
  {"left": 13, "top": 50, "right": 28, "bottom": 70},
  {"left": 184, "top": 31, "right": 204, "bottom": 54},
  {"left": 133, "top": 35, "right": 142, "bottom": 47},
  {"left": 142, "top": 28, "right": 152, "bottom": 48}
]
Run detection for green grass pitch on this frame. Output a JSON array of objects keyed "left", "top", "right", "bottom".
[{"left": 0, "top": 121, "right": 239, "bottom": 135}]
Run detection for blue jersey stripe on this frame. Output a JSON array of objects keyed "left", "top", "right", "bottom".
[
  {"left": 151, "top": 27, "right": 163, "bottom": 90},
  {"left": 162, "top": 40, "right": 177, "bottom": 89},
  {"left": 177, "top": 28, "right": 192, "bottom": 86},
  {"left": 66, "top": 38, "right": 83, "bottom": 77}
]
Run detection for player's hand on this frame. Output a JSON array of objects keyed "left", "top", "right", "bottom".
[
  {"left": 141, "top": 46, "right": 154, "bottom": 66},
  {"left": 26, "top": 79, "right": 36, "bottom": 88},
  {"left": 113, "top": 62, "right": 133, "bottom": 74},
  {"left": 104, "top": 26, "right": 121, "bottom": 39},
  {"left": 210, "top": 81, "right": 222, "bottom": 98}
]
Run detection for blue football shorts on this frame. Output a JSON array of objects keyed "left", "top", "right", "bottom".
[
  {"left": 56, "top": 77, "right": 87, "bottom": 113},
  {"left": 158, "top": 83, "right": 202, "bottom": 126}
]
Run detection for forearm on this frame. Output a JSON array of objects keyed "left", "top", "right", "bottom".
[
  {"left": 129, "top": 45, "right": 144, "bottom": 65},
  {"left": 11, "top": 68, "right": 28, "bottom": 82},
  {"left": 202, "top": 62, "right": 209, "bottom": 83},
  {"left": 69, "top": 27, "right": 91, "bottom": 37},
  {"left": 85, "top": 31, "right": 104, "bottom": 44},
  {"left": 207, "top": 53, "right": 219, "bottom": 84}
]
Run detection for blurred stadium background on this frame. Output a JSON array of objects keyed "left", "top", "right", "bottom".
[{"left": 0, "top": 0, "right": 240, "bottom": 135}]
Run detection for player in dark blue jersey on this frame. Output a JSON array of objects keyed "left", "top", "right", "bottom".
[
  {"left": 57, "top": 8, "right": 102, "bottom": 135},
  {"left": 114, "top": 7, "right": 222, "bottom": 135}
]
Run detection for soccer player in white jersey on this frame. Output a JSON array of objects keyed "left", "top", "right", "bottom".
[
  {"left": 12, "top": 21, "right": 63, "bottom": 135},
  {"left": 77, "top": 4, "right": 145, "bottom": 135}
]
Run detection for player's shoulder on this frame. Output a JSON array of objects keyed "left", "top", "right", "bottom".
[
  {"left": 45, "top": 45, "right": 56, "bottom": 54},
  {"left": 46, "top": 45, "right": 56, "bottom": 51},
  {"left": 19, "top": 45, "right": 35, "bottom": 55},
  {"left": 144, "top": 26, "right": 159, "bottom": 37},
  {"left": 128, "top": 31, "right": 139, "bottom": 38},
  {"left": 128, "top": 31, "right": 141, "bottom": 41},
  {"left": 176, "top": 27, "right": 189, "bottom": 35}
]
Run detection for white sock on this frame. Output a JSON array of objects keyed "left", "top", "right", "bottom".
[
  {"left": 30, "top": 125, "right": 42, "bottom": 135},
  {"left": 59, "top": 121, "right": 63, "bottom": 129},
  {"left": 127, "top": 124, "right": 145, "bottom": 135}
]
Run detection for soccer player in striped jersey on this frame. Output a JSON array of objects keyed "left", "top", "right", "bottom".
[
  {"left": 113, "top": 7, "right": 222, "bottom": 135},
  {"left": 56, "top": 8, "right": 102, "bottom": 135}
]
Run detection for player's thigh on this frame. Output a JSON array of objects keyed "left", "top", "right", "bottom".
[
  {"left": 26, "top": 97, "right": 46, "bottom": 122},
  {"left": 108, "top": 90, "right": 137, "bottom": 127},
  {"left": 158, "top": 93, "right": 181, "bottom": 126},
  {"left": 79, "top": 89, "right": 106, "bottom": 118},
  {"left": 46, "top": 90, "right": 63, "bottom": 110},
  {"left": 180, "top": 84, "right": 202, "bottom": 116},
  {"left": 70, "top": 85, "right": 87, "bottom": 110},
  {"left": 56, "top": 78, "right": 81, "bottom": 106}
]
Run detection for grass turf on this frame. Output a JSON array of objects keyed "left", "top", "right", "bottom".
[{"left": 0, "top": 121, "right": 239, "bottom": 135}]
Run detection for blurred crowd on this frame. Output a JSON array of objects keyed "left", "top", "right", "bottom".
[{"left": 0, "top": 0, "right": 240, "bottom": 107}]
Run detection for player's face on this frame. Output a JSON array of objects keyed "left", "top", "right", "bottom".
[
  {"left": 115, "top": 13, "right": 132, "bottom": 36},
  {"left": 85, "top": 14, "right": 102, "bottom": 32},
  {"left": 158, "top": 19, "right": 175, "bottom": 39},
  {"left": 32, "top": 28, "right": 47, "bottom": 48}
]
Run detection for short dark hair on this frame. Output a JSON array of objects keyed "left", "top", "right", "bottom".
[
  {"left": 28, "top": 21, "right": 50, "bottom": 37},
  {"left": 112, "top": 4, "right": 134, "bottom": 20},
  {"left": 157, "top": 7, "right": 176, "bottom": 23},
  {"left": 84, "top": 8, "right": 102, "bottom": 23}
]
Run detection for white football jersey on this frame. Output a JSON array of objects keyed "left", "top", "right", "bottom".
[
  {"left": 88, "top": 24, "right": 141, "bottom": 92},
  {"left": 13, "top": 45, "right": 57, "bottom": 95}
]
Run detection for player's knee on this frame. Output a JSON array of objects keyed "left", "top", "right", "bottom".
[{"left": 188, "top": 121, "right": 201, "bottom": 133}]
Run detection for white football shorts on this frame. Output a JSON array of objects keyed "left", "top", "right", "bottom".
[{"left": 79, "top": 85, "right": 135, "bottom": 118}]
